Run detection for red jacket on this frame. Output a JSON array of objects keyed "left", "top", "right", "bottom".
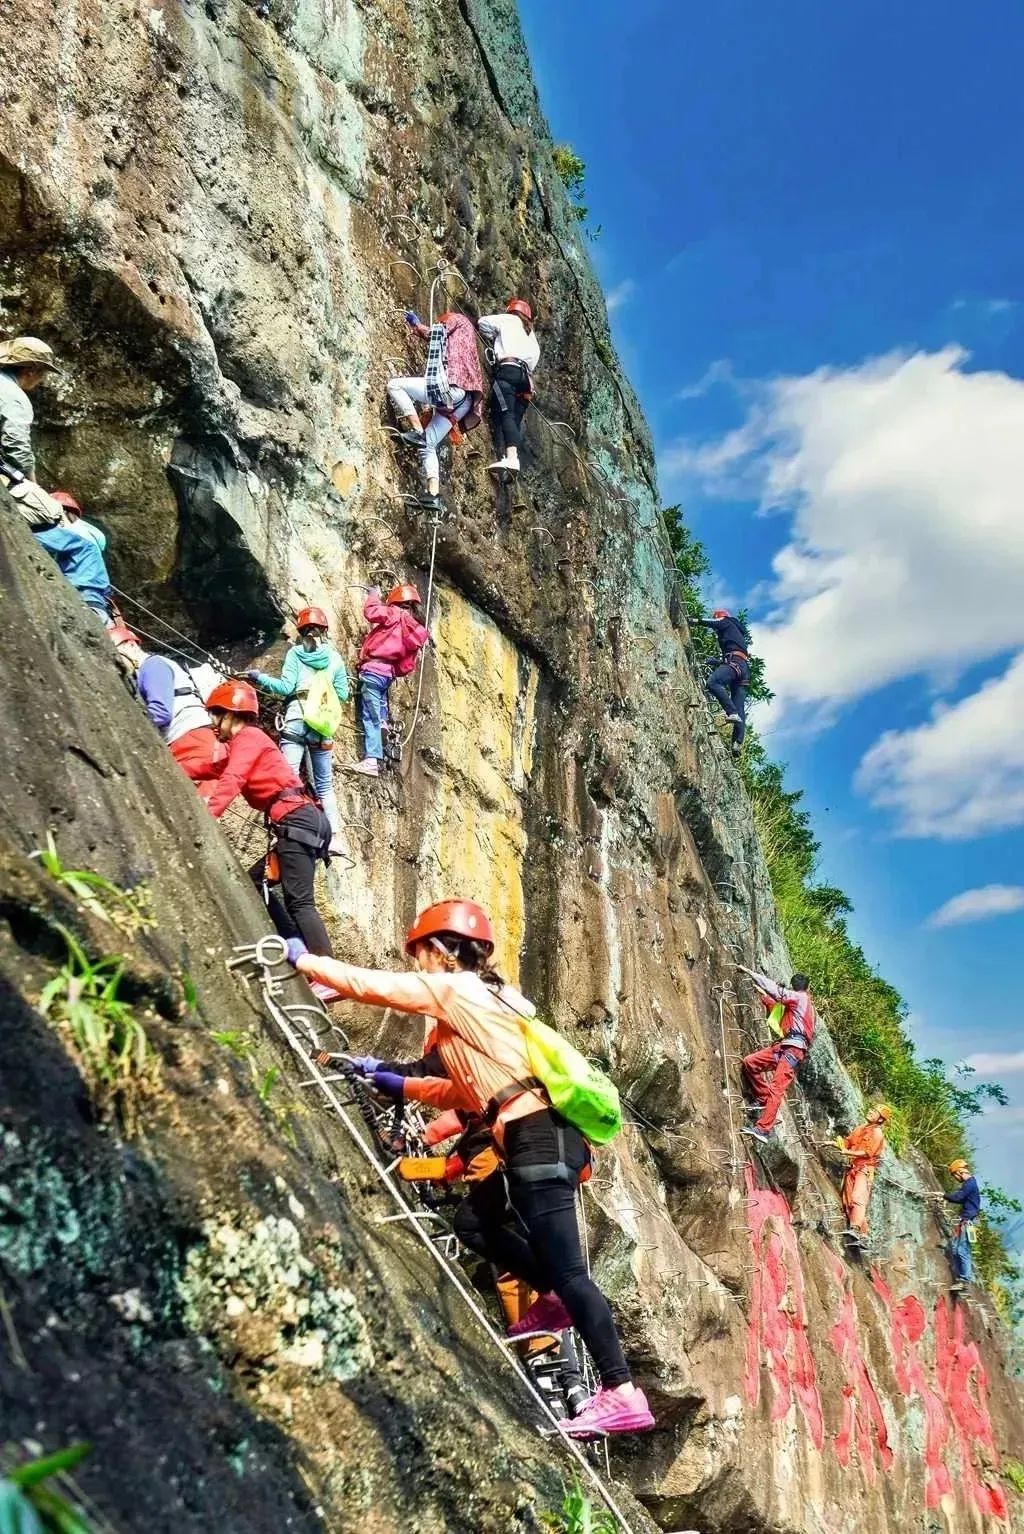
[
  {"left": 205, "top": 725, "right": 308, "bottom": 823},
  {"left": 359, "top": 597, "right": 430, "bottom": 678}
]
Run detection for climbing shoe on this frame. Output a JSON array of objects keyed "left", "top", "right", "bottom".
[
  {"left": 400, "top": 428, "right": 427, "bottom": 448},
  {"left": 344, "top": 758, "right": 380, "bottom": 776},
  {"left": 507, "top": 1293, "right": 573, "bottom": 1338},
  {"left": 560, "top": 1383, "right": 655, "bottom": 1438},
  {"left": 731, "top": 742, "right": 742, "bottom": 759},
  {"left": 414, "top": 492, "right": 442, "bottom": 512},
  {"left": 725, "top": 712, "right": 743, "bottom": 724},
  {"left": 742, "top": 1125, "right": 772, "bottom": 1145}
]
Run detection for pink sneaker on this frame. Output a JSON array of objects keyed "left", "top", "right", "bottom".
[
  {"left": 560, "top": 1383, "right": 655, "bottom": 1437},
  {"left": 506, "top": 1293, "right": 573, "bottom": 1338}
]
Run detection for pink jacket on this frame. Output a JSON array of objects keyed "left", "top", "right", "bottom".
[
  {"left": 293, "top": 958, "right": 548, "bottom": 1144},
  {"left": 358, "top": 597, "right": 430, "bottom": 678}
]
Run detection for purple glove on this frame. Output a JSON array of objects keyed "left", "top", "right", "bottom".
[
  {"left": 285, "top": 938, "right": 308, "bottom": 966},
  {"left": 371, "top": 1071, "right": 406, "bottom": 1100},
  {"left": 350, "top": 1055, "right": 382, "bottom": 1075},
  {"left": 405, "top": 310, "right": 423, "bottom": 327}
]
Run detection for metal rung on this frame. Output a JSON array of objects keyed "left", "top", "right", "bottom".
[
  {"left": 375, "top": 1210, "right": 443, "bottom": 1226},
  {"left": 297, "top": 1073, "right": 347, "bottom": 1087}
]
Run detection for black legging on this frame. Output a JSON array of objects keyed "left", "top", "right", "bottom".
[
  {"left": 489, "top": 361, "right": 531, "bottom": 456},
  {"left": 453, "top": 1116, "right": 630, "bottom": 1388},
  {"left": 248, "top": 803, "right": 334, "bottom": 956}
]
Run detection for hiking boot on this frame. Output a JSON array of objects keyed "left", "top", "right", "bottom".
[
  {"left": 414, "top": 491, "right": 442, "bottom": 511},
  {"left": 343, "top": 758, "right": 380, "bottom": 776},
  {"left": 560, "top": 1383, "right": 655, "bottom": 1438},
  {"left": 742, "top": 1125, "right": 772, "bottom": 1145},
  {"left": 731, "top": 742, "right": 743, "bottom": 759},
  {"left": 399, "top": 428, "right": 427, "bottom": 448},
  {"left": 507, "top": 1293, "right": 573, "bottom": 1338}
]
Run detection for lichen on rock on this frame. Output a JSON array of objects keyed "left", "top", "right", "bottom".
[{"left": 179, "top": 1212, "right": 374, "bottom": 1384}]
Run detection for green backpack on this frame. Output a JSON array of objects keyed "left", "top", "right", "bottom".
[
  {"left": 301, "top": 654, "right": 346, "bottom": 740},
  {"left": 519, "top": 1013, "right": 622, "bottom": 1146}
]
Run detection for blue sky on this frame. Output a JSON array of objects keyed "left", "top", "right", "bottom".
[{"left": 519, "top": 0, "right": 1024, "bottom": 1219}]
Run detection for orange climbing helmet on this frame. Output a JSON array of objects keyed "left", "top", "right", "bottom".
[
  {"left": 387, "top": 583, "right": 422, "bottom": 607},
  {"left": 296, "top": 605, "right": 329, "bottom": 632},
  {"left": 108, "top": 625, "right": 141, "bottom": 647},
  {"left": 948, "top": 1158, "right": 970, "bottom": 1175},
  {"left": 51, "top": 490, "right": 84, "bottom": 514},
  {"left": 713, "top": 608, "right": 730, "bottom": 618},
  {"left": 206, "top": 679, "right": 259, "bottom": 717},
  {"left": 405, "top": 899, "right": 495, "bottom": 956},
  {"left": 872, "top": 1104, "right": 893, "bottom": 1123},
  {"left": 506, "top": 298, "right": 533, "bottom": 323}
]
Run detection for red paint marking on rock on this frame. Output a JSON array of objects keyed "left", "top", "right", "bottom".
[
  {"left": 743, "top": 1165, "right": 824, "bottom": 1449},
  {"left": 825, "top": 1252, "right": 892, "bottom": 1483}
]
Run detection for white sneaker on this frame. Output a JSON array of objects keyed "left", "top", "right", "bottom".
[
  {"left": 343, "top": 758, "right": 380, "bottom": 776},
  {"left": 489, "top": 456, "right": 511, "bottom": 473},
  {"left": 725, "top": 713, "right": 743, "bottom": 724}
]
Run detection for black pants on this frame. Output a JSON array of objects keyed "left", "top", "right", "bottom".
[
  {"left": 248, "top": 803, "right": 334, "bottom": 957},
  {"left": 489, "top": 361, "right": 531, "bottom": 455},
  {"left": 707, "top": 655, "right": 749, "bottom": 745},
  {"left": 453, "top": 1118, "right": 630, "bottom": 1388}
]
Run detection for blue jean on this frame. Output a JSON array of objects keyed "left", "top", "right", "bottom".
[
  {"left": 950, "top": 1227, "right": 974, "bottom": 1283},
  {"left": 708, "top": 656, "right": 749, "bottom": 746},
  {"left": 281, "top": 726, "right": 337, "bottom": 832},
  {"left": 358, "top": 671, "right": 391, "bottom": 760}
]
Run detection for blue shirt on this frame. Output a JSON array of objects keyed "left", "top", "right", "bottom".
[
  {"left": 946, "top": 1176, "right": 980, "bottom": 1220},
  {"left": 34, "top": 524, "right": 111, "bottom": 611}
]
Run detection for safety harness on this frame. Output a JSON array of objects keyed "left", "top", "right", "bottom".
[{"left": 484, "top": 1078, "right": 583, "bottom": 1186}]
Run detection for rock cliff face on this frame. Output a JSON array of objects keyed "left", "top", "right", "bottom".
[{"left": 1, "top": 3, "right": 1021, "bottom": 1533}]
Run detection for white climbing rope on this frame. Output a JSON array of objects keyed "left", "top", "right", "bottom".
[
  {"left": 229, "top": 936, "right": 647, "bottom": 1534},
  {"left": 398, "top": 503, "right": 442, "bottom": 752}
]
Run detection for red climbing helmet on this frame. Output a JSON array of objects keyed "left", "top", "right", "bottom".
[
  {"left": 206, "top": 679, "right": 259, "bottom": 717},
  {"left": 51, "top": 490, "right": 84, "bottom": 514},
  {"left": 405, "top": 900, "right": 495, "bottom": 956},
  {"left": 506, "top": 298, "right": 533, "bottom": 323},
  {"left": 296, "top": 605, "right": 329, "bottom": 632},
  {"left": 386, "top": 583, "right": 422, "bottom": 606},
  {"left": 712, "top": 609, "right": 730, "bottom": 619},
  {"left": 108, "top": 625, "right": 141, "bottom": 646}
]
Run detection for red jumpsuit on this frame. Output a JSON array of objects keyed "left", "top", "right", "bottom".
[{"left": 740, "top": 971, "right": 816, "bottom": 1132}]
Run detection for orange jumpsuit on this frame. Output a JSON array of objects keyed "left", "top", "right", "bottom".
[{"left": 841, "top": 1121, "right": 885, "bottom": 1234}]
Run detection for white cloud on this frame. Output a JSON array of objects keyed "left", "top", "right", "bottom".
[
  {"left": 965, "top": 1052, "right": 1024, "bottom": 1075},
  {"left": 605, "top": 279, "right": 636, "bottom": 315},
  {"left": 677, "top": 358, "right": 736, "bottom": 400},
  {"left": 664, "top": 347, "right": 1024, "bottom": 718},
  {"left": 856, "top": 653, "right": 1024, "bottom": 838},
  {"left": 927, "top": 884, "right": 1024, "bottom": 927}
]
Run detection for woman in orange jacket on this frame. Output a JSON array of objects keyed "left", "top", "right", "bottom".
[
  {"left": 838, "top": 1105, "right": 891, "bottom": 1237},
  {"left": 288, "top": 898, "right": 654, "bottom": 1439}
]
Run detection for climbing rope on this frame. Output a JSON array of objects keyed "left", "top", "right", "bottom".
[{"left": 229, "top": 936, "right": 646, "bottom": 1534}]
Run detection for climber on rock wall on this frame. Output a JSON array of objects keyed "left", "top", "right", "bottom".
[
  {"left": 246, "top": 606, "right": 349, "bottom": 834},
  {"left": 837, "top": 1104, "right": 892, "bottom": 1239},
  {"left": 387, "top": 309, "right": 484, "bottom": 511},
  {"left": 204, "top": 680, "right": 335, "bottom": 957},
  {"left": 932, "top": 1159, "right": 981, "bottom": 1292},
  {"left": 0, "top": 336, "right": 58, "bottom": 479},
  {"left": 50, "top": 489, "right": 107, "bottom": 550},
  {"left": 478, "top": 299, "right": 540, "bottom": 476},
  {"left": 738, "top": 967, "right": 816, "bottom": 1144},
  {"left": 109, "top": 627, "right": 228, "bottom": 793},
  {"left": 283, "top": 898, "right": 655, "bottom": 1438},
  {"left": 344, "top": 584, "right": 430, "bottom": 778},
  {"left": 692, "top": 608, "right": 752, "bottom": 758},
  {"left": 33, "top": 509, "right": 113, "bottom": 625}
]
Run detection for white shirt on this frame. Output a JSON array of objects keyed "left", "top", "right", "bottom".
[{"left": 477, "top": 314, "right": 541, "bottom": 375}]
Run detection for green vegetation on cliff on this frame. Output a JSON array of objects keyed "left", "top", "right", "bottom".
[{"left": 665, "top": 508, "right": 1023, "bottom": 1315}]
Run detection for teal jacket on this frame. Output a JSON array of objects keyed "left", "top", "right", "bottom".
[{"left": 253, "top": 643, "right": 350, "bottom": 705}]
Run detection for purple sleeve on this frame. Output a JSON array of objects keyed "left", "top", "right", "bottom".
[
  {"left": 746, "top": 969, "right": 785, "bottom": 1003},
  {"left": 138, "top": 656, "right": 175, "bottom": 732}
]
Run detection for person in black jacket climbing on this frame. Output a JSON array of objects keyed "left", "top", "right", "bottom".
[{"left": 693, "top": 609, "right": 752, "bottom": 757}]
